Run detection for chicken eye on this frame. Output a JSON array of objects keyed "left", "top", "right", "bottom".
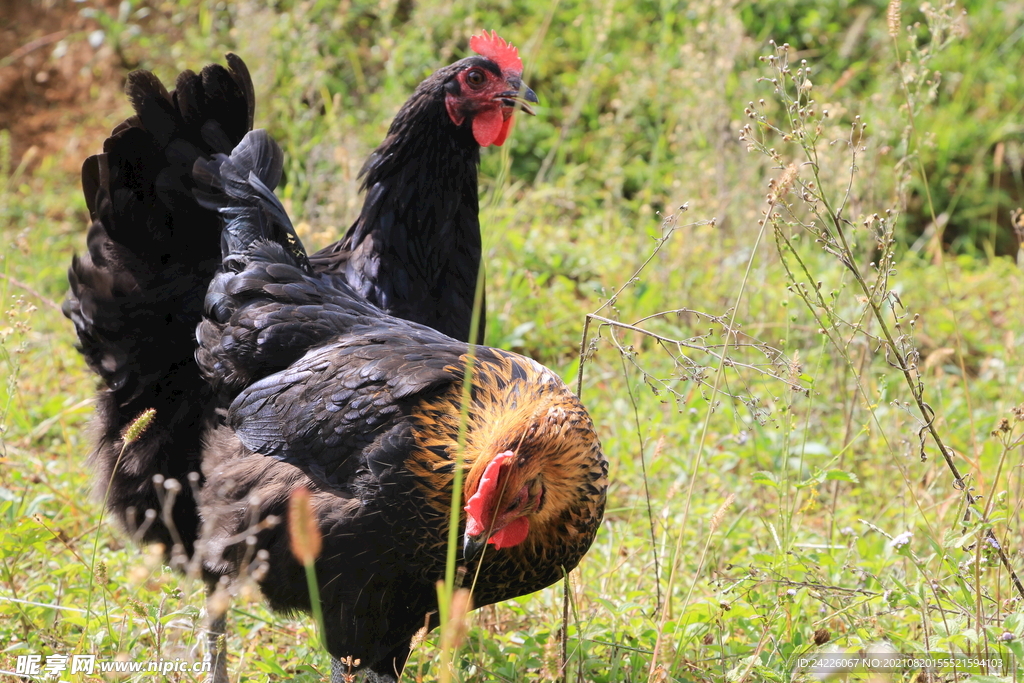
[
  {"left": 466, "top": 69, "right": 486, "bottom": 88},
  {"left": 505, "top": 487, "right": 529, "bottom": 513}
]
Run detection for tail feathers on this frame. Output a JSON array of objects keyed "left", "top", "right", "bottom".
[
  {"left": 193, "top": 129, "right": 308, "bottom": 269},
  {"left": 65, "top": 54, "right": 254, "bottom": 397},
  {"left": 194, "top": 130, "right": 400, "bottom": 397},
  {"left": 93, "top": 58, "right": 253, "bottom": 262},
  {"left": 63, "top": 55, "right": 255, "bottom": 559}
]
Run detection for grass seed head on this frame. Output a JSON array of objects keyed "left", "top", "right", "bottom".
[
  {"left": 287, "top": 487, "right": 322, "bottom": 565},
  {"left": 887, "top": 0, "right": 902, "bottom": 37},
  {"left": 121, "top": 408, "right": 156, "bottom": 444}
]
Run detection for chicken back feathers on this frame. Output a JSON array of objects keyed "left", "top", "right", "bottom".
[{"left": 194, "top": 131, "right": 606, "bottom": 679}]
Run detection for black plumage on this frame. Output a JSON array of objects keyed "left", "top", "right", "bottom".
[
  {"left": 63, "top": 56, "right": 255, "bottom": 564},
  {"left": 64, "top": 34, "right": 551, "bottom": 681},
  {"left": 309, "top": 51, "right": 538, "bottom": 344},
  {"left": 194, "top": 130, "right": 607, "bottom": 681},
  {"left": 64, "top": 39, "right": 537, "bottom": 563}
]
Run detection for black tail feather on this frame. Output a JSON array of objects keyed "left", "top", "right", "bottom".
[
  {"left": 194, "top": 129, "right": 400, "bottom": 399},
  {"left": 63, "top": 55, "right": 255, "bottom": 564},
  {"left": 193, "top": 129, "right": 308, "bottom": 269}
]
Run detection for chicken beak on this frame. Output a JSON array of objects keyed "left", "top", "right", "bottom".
[
  {"left": 498, "top": 80, "right": 539, "bottom": 116},
  {"left": 463, "top": 534, "right": 487, "bottom": 564}
]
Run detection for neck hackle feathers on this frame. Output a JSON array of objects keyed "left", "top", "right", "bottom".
[{"left": 470, "top": 31, "right": 523, "bottom": 74}]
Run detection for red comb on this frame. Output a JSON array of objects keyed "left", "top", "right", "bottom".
[{"left": 470, "top": 30, "right": 523, "bottom": 74}]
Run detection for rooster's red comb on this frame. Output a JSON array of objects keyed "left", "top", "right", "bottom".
[{"left": 470, "top": 30, "right": 523, "bottom": 74}]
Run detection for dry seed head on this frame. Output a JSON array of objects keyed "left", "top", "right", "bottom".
[
  {"left": 128, "top": 597, "right": 148, "bottom": 618},
  {"left": 337, "top": 656, "right": 361, "bottom": 681},
  {"left": 887, "top": 1, "right": 902, "bottom": 37},
  {"left": 287, "top": 487, "right": 322, "bottom": 565},
  {"left": 768, "top": 163, "right": 800, "bottom": 204},
  {"left": 410, "top": 626, "right": 429, "bottom": 649},
  {"left": 652, "top": 434, "right": 666, "bottom": 460},
  {"left": 443, "top": 587, "right": 473, "bottom": 651},
  {"left": 710, "top": 493, "right": 735, "bottom": 533},
  {"left": 541, "top": 638, "right": 560, "bottom": 680}
]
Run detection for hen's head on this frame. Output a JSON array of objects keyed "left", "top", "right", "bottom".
[
  {"left": 461, "top": 388, "right": 607, "bottom": 562},
  {"left": 442, "top": 31, "right": 538, "bottom": 147}
]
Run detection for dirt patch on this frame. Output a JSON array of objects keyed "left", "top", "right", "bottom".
[{"left": 0, "top": 0, "right": 126, "bottom": 173}]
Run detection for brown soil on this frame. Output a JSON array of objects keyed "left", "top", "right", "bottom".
[{"left": 0, "top": 0, "right": 127, "bottom": 173}]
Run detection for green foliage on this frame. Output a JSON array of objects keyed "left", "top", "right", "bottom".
[{"left": 2, "top": 0, "right": 1024, "bottom": 680}]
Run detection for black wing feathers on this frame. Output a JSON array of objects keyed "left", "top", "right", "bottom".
[{"left": 226, "top": 337, "right": 460, "bottom": 482}]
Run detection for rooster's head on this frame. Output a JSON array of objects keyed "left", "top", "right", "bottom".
[{"left": 443, "top": 30, "right": 539, "bottom": 147}]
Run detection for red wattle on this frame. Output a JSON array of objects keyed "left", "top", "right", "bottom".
[
  {"left": 489, "top": 516, "right": 529, "bottom": 549},
  {"left": 472, "top": 109, "right": 505, "bottom": 147},
  {"left": 492, "top": 116, "right": 514, "bottom": 147}
]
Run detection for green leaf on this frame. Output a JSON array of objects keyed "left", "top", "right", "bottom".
[{"left": 752, "top": 470, "right": 779, "bottom": 487}]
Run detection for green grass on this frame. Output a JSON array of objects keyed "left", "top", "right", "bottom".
[{"left": 2, "top": 0, "right": 1024, "bottom": 680}]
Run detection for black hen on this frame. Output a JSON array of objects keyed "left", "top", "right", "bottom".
[
  {"left": 310, "top": 30, "right": 538, "bottom": 343},
  {"left": 193, "top": 130, "right": 607, "bottom": 682}
]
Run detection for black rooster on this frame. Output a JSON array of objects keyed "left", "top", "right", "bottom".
[{"left": 193, "top": 129, "right": 607, "bottom": 682}]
